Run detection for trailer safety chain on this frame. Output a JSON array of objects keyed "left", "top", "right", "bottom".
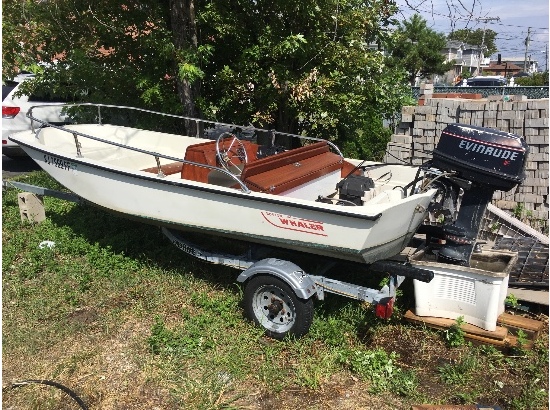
[{"left": 3, "top": 379, "right": 88, "bottom": 410}]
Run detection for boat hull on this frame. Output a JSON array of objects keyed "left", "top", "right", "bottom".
[{"left": 15, "top": 137, "right": 435, "bottom": 264}]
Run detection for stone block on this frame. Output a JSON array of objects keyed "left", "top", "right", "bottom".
[
  {"left": 526, "top": 117, "right": 549, "bottom": 127},
  {"left": 402, "top": 106, "right": 416, "bottom": 115},
  {"left": 415, "top": 120, "right": 433, "bottom": 129},
  {"left": 384, "top": 143, "right": 411, "bottom": 164},
  {"left": 495, "top": 200, "right": 517, "bottom": 209},
  {"left": 496, "top": 119, "right": 510, "bottom": 130},
  {"left": 500, "top": 110, "right": 524, "bottom": 120},
  {"left": 527, "top": 100, "right": 550, "bottom": 110},
  {"left": 401, "top": 114, "right": 413, "bottom": 123},
  {"left": 530, "top": 152, "right": 549, "bottom": 162},
  {"left": 525, "top": 161, "right": 538, "bottom": 170},
  {"left": 512, "top": 101, "right": 528, "bottom": 110},
  {"left": 412, "top": 128, "right": 424, "bottom": 137},
  {"left": 392, "top": 135, "right": 413, "bottom": 144},
  {"left": 526, "top": 134, "right": 549, "bottom": 145},
  {"left": 500, "top": 101, "right": 513, "bottom": 111},
  {"left": 415, "top": 105, "right": 435, "bottom": 115},
  {"left": 511, "top": 119, "right": 524, "bottom": 128},
  {"left": 483, "top": 119, "right": 497, "bottom": 128},
  {"left": 18, "top": 193, "right": 46, "bottom": 223},
  {"left": 525, "top": 110, "right": 540, "bottom": 119},
  {"left": 518, "top": 186, "right": 533, "bottom": 194}
]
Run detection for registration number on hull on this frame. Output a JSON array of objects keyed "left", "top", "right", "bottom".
[{"left": 44, "top": 154, "right": 77, "bottom": 172}]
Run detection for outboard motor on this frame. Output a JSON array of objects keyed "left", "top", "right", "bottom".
[{"left": 426, "top": 124, "right": 528, "bottom": 266}]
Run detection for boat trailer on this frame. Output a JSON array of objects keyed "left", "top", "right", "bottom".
[
  {"left": 4, "top": 179, "right": 434, "bottom": 340},
  {"left": 162, "top": 227, "right": 434, "bottom": 340}
]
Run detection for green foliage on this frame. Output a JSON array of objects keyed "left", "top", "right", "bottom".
[
  {"left": 448, "top": 28, "right": 498, "bottom": 57},
  {"left": 438, "top": 354, "right": 477, "bottom": 385},
  {"left": 198, "top": 0, "right": 408, "bottom": 149},
  {"left": 445, "top": 316, "right": 466, "bottom": 348},
  {"left": 388, "top": 14, "right": 454, "bottom": 85},
  {"left": 505, "top": 293, "right": 519, "bottom": 308},
  {"left": 339, "top": 348, "right": 418, "bottom": 396},
  {"left": 3, "top": 0, "right": 179, "bottom": 116},
  {"left": 308, "top": 301, "right": 367, "bottom": 347},
  {"left": 3, "top": 0, "right": 413, "bottom": 156},
  {"left": 515, "top": 71, "right": 549, "bottom": 86}
]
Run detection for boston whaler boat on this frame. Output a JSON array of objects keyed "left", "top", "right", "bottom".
[{"left": 10, "top": 103, "right": 528, "bottom": 339}]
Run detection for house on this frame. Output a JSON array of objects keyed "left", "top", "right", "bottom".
[
  {"left": 498, "top": 57, "right": 539, "bottom": 74},
  {"left": 485, "top": 61, "right": 523, "bottom": 77},
  {"left": 440, "top": 41, "right": 489, "bottom": 84}
]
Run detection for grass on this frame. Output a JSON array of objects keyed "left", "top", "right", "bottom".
[{"left": 2, "top": 170, "right": 549, "bottom": 410}]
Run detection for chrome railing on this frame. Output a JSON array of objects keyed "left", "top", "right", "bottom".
[{"left": 25, "top": 103, "right": 345, "bottom": 193}]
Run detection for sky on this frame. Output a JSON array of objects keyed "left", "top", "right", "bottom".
[{"left": 394, "top": 0, "right": 549, "bottom": 68}]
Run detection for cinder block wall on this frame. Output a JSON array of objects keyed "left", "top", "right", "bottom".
[{"left": 385, "top": 97, "right": 549, "bottom": 225}]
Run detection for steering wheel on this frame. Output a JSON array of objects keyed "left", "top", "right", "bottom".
[{"left": 216, "top": 132, "right": 248, "bottom": 175}]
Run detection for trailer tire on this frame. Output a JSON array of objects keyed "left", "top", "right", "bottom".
[{"left": 243, "top": 275, "right": 314, "bottom": 340}]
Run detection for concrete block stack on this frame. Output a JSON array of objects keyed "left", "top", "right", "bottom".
[{"left": 385, "top": 97, "right": 549, "bottom": 227}]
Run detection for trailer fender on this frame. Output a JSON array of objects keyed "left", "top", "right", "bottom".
[{"left": 236, "top": 258, "right": 317, "bottom": 300}]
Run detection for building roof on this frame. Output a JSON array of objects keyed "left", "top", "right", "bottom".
[
  {"left": 488, "top": 62, "right": 523, "bottom": 71},
  {"left": 445, "top": 40, "right": 478, "bottom": 50}
]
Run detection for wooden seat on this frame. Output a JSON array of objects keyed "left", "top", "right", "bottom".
[
  {"left": 142, "top": 161, "right": 184, "bottom": 176},
  {"left": 240, "top": 142, "right": 344, "bottom": 194}
]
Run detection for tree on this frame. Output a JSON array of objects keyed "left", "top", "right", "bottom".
[
  {"left": 515, "top": 71, "right": 549, "bottom": 86},
  {"left": 448, "top": 28, "right": 498, "bottom": 57},
  {"left": 197, "top": 0, "right": 410, "bottom": 157},
  {"left": 3, "top": 2, "right": 179, "bottom": 113},
  {"left": 387, "top": 14, "right": 454, "bottom": 85},
  {"left": 2, "top": 0, "right": 412, "bottom": 159},
  {"left": 168, "top": 0, "right": 202, "bottom": 133}
]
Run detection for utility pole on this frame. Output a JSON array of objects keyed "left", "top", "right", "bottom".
[
  {"left": 523, "top": 27, "right": 531, "bottom": 73},
  {"left": 476, "top": 17, "right": 500, "bottom": 75}
]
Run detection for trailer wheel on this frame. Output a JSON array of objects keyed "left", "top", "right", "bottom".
[{"left": 243, "top": 275, "right": 314, "bottom": 340}]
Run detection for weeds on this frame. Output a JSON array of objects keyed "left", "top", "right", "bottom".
[
  {"left": 339, "top": 348, "right": 418, "bottom": 397},
  {"left": 444, "top": 316, "right": 466, "bottom": 347},
  {"left": 438, "top": 354, "right": 477, "bottom": 385}
]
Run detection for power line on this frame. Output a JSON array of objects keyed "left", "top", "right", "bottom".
[{"left": 397, "top": 4, "right": 548, "bottom": 31}]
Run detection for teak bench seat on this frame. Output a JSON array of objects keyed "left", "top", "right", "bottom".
[
  {"left": 142, "top": 161, "right": 184, "bottom": 176},
  {"left": 240, "top": 141, "right": 343, "bottom": 194}
]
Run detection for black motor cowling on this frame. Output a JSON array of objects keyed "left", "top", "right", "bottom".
[
  {"left": 433, "top": 124, "right": 528, "bottom": 191},
  {"left": 428, "top": 124, "right": 528, "bottom": 266}
]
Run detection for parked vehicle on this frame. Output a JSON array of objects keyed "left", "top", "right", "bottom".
[
  {"left": 455, "top": 76, "right": 507, "bottom": 87},
  {"left": 2, "top": 73, "right": 70, "bottom": 158}
]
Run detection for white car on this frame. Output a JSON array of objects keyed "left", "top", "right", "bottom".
[{"left": 2, "top": 74, "right": 70, "bottom": 158}]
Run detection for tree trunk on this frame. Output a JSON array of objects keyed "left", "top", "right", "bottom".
[{"left": 169, "top": 0, "right": 201, "bottom": 136}]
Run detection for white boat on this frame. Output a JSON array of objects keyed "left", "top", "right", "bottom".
[
  {"left": 9, "top": 104, "right": 530, "bottom": 340},
  {"left": 10, "top": 103, "right": 438, "bottom": 264}
]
